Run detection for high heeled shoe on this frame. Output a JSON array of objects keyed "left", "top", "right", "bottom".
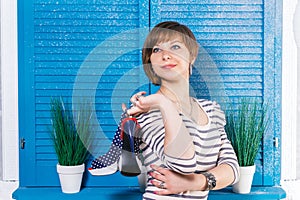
[
  {"left": 88, "top": 124, "right": 123, "bottom": 176},
  {"left": 119, "top": 117, "right": 142, "bottom": 176},
  {"left": 88, "top": 113, "right": 143, "bottom": 176},
  {"left": 88, "top": 112, "right": 126, "bottom": 176}
]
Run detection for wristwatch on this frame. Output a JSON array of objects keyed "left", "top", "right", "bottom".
[{"left": 201, "top": 172, "right": 216, "bottom": 191}]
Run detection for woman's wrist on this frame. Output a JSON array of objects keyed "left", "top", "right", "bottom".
[
  {"left": 199, "top": 174, "right": 208, "bottom": 191},
  {"left": 190, "top": 173, "right": 207, "bottom": 191}
]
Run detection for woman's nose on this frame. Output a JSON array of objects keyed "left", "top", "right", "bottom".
[{"left": 162, "top": 50, "right": 171, "bottom": 60}]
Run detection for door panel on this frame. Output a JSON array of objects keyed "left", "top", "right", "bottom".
[
  {"left": 19, "top": 0, "right": 149, "bottom": 186},
  {"left": 149, "top": 0, "right": 278, "bottom": 186}
]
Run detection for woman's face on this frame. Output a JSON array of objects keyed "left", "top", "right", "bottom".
[{"left": 150, "top": 37, "right": 192, "bottom": 83}]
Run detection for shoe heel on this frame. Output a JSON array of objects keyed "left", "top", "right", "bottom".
[{"left": 120, "top": 118, "right": 141, "bottom": 176}]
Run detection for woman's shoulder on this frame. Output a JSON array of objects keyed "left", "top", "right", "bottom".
[
  {"left": 195, "top": 98, "right": 223, "bottom": 111},
  {"left": 195, "top": 98, "right": 226, "bottom": 125}
]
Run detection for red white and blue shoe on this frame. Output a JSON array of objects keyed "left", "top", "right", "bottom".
[
  {"left": 88, "top": 112, "right": 126, "bottom": 176},
  {"left": 88, "top": 125, "right": 123, "bottom": 175},
  {"left": 88, "top": 113, "right": 142, "bottom": 176}
]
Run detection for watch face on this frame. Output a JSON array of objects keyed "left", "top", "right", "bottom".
[{"left": 211, "top": 180, "right": 216, "bottom": 188}]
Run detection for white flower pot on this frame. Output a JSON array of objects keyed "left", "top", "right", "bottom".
[
  {"left": 232, "top": 165, "right": 256, "bottom": 194},
  {"left": 56, "top": 163, "right": 85, "bottom": 194}
]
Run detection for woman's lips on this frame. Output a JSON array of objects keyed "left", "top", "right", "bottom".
[{"left": 162, "top": 64, "right": 176, "bottom": 69}]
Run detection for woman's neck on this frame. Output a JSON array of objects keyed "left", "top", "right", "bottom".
[{"left": 159, "top": 83, "right": 190, "bottom": 105}]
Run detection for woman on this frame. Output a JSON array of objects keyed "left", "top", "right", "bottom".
[{"left": 125, "top": 21, "right": 240, "bottom": 199}]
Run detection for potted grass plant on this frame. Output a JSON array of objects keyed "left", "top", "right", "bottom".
[
  {"left": 225, "top": 98, "right": 270, "bottom": 194},
  {"left": 50, "top": 97, "right": 93, "bottom": 193}
]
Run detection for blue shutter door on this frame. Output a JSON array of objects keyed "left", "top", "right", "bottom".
[
  {"left": 19, "top": 0, "right": 149, "bottom": 186},
  {"left": 19, "top": 0, "right": 280, "bottom": 188},
  {"left": 263, "top": 0, "right": 281, "bottom": 186},
  {"left": 150, "top": 0, "right": 279, "bottom": 186}
]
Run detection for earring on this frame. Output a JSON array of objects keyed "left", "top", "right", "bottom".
[{"left": 189, "top": 64, "right": 193, "bottom": 75}]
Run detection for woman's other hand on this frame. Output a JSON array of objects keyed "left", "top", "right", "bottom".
[{"left": 149, "top": 164, "right": 206, "bottom": 195}]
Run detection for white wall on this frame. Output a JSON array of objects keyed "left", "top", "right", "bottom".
[
  {"left": 0, "top": 0, "right": 19, "bottom": 199},
  {"left": 282, "top": 0, "right": 298, "bottom": 182},
  {"left": 0, "top": 0, "right": 19, "bottom": 181},
  {"left": 280, "top": 0, "right": 300, "bottom": 199},
  {"left": 293, "top": 0, "right": 300, "bottom": 180}
]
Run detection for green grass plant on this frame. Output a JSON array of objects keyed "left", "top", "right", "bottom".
[
  {"left": 50, "top": 97, "right": 93, "bottom": 166},
  {"left": 225, "top": 98, "right": 270, "bottom": 166}
]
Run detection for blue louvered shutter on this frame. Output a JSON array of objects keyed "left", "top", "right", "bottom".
[
  {"left": 150, "top": 0, "right": 280, "bottom": 186},
  {"left": 19, "top": 0, "right": 280, "bottom": 188},
  {"left": 19, "top": 0, "right": 149, "bottom": 186}
]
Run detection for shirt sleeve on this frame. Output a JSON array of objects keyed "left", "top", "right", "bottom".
[
  {"left": 137, "top": 110, "right": 197, "bottom": 174},
  {"left": 217, "top": 128, "right": 240, "bottom": 184},
  {"left": 213, "top": 101, "right": 240, "bottom": 185}
]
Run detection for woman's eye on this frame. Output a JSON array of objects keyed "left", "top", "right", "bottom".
[
  {"left": 152, "top": 47, "right": 160, "bottom": 53},
  {"left": 171, "top": 44, "right": 181, "bottom": 50}
]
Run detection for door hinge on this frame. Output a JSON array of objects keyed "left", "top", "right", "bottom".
[
  {"left": 274, "top": 137, "right": 279, "bottom": 148},
  {"left": 20, "top": 138, "right": 26, "bottom": 149}
]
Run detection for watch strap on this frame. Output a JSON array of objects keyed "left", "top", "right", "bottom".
[{"left": 201, "top": 172, "right": 216, "bottom": 191}]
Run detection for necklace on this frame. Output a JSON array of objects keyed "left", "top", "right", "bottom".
[{"left": 159, "top": 89, "right": 194, "bottom": 118}]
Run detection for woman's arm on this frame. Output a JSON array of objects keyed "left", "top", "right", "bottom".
[
  {"left": 127, "top": 92, "right": 195, "bottom": 159},
  {"left": 149, "top": 163, "right": 235, "bottom": 195},
  {"left": 149, "top": 101, "right": 240, "bottom": 195},
  {"left": 157, "top": 95, "right": 195, "bottom": 159}
]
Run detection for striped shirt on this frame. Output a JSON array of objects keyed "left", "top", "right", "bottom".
[{"left": 136, "top": 99, "right": 239, "bottom": 200}]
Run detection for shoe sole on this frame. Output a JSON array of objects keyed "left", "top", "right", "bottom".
[{"left": 88, "top": 161, "right": 118, "bottom": 176}]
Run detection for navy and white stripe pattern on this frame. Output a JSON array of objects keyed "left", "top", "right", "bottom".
[{"left": 136, "top": 99, "right": 239, "bottom": 200}]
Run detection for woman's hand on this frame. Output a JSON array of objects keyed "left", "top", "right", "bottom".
[
  {"left": 149, "top": 164, "right": 205, "bottom": 195},
  {"left": 150, "top": 163, "right": 237, "bottom": 195},
  {"left": 122, "top": 91, "right": 165, "bottom": 116}
]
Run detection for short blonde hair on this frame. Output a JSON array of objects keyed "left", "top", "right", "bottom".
[{"left": 142, "top": 21, "right": 199, "bottom": 85}]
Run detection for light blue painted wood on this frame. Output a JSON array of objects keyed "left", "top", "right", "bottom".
[
  {"left": 18, "top": 0, "right": 36, "bottom": 187},
  {"left": 262, "top": 0, "right": 282, "bottom": 186},
  {"left": 12, "top": 186, "right": 286, "bottom": 200},
  {"left": 272, "top": 0, "right": 283, "bottom": 186},
  {"left": 18, "top": 0, "right": 282, "bottom": 189},
  {"left": 262, "top": 0, "right": 276, "bottom": 186}
]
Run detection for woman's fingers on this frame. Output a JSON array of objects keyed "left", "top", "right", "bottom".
[
  {"left": 153, "top": 188, "right": 173, "bottom": 196},
  {"left": 151, "top": 164, "right": 169, "bottom": 176},
  {"left": 122, "top": 102, "right": 144, "bottom": 116},
  {"left": 150, "top": 164, "right": 185, "bottom": 195},
  {"left": 150, "top": 166, "right": 175, "bottom": 196},
  {"left": 150, "top": 165, "right": 169, "bottom": 182},
  {"left": 128, "top": 105, "right": 143, "bottom": 116},
  {"left": 121, "top": 103, "right": 127, "bottom": 111},
  {"left": 122, "top": 91, "right": 151, "bottom": 116},
  {"left": 130, "top": 91, "right": 147, "bottom": 105}
]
